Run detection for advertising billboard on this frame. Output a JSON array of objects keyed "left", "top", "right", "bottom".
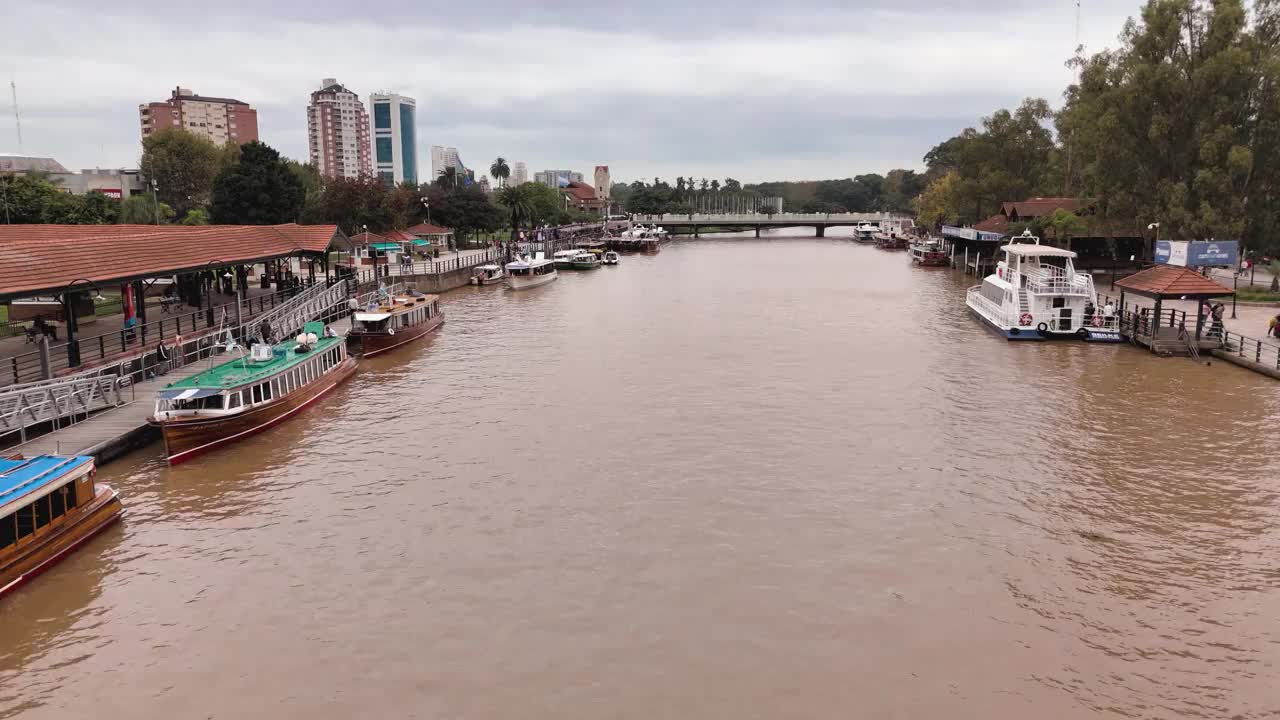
[
  {"left": 1186, "top": 240, "right": 1238, "bottom": 267},
  {"left": 1154, "top": 241, "right": 1188, "bottom": 266}
]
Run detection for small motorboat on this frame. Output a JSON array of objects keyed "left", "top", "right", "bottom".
[
  {"left": 469, "top": 264, "right": 504, "bottom": 285},
  {"left": 602, "top": 251, "right": 620, "bottom": 266},
  {"left": 571, "top": 251, "right": 601, "bottom": 270}
]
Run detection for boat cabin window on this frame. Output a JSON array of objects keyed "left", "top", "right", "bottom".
[
  {"left": 0, "top": 480, "right": 77, "bottom": 551},
  {"left": 227, "top": 392, "right": 242, "bottom": 410},
  {"left": 173, "top": 395, "right": 224, "bottom": 411}
]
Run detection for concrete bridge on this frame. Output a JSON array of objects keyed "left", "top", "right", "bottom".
[{"left": 630, "top": 212, "right": 915, "bottom": 237}]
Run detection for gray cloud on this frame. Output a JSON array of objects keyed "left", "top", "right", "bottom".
[{"left": 2, "top": 0, "right": 1144, "bottom": 182}]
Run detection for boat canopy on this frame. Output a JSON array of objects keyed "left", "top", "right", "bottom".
[
  {"left": 506, "top": 258, "right": 555, "bottom": 270},
  {"left": 1002, "top": 244, "right": 1077, "bottom": 258},
  {"left": 0, "top": 455, "right": 93, "bottom": 509},
  {"left": 158, "top": 387, "right": 224, "bottom": 400},
  {"left": 476, "top": 264, "right": 501, "bottom": 271},
  {"left": 354, "top": 312, "right": 392, "bottom": 322}
]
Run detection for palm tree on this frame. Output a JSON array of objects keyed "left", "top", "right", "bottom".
[
  {"left": 435, "top": 167, "right": 459, "bottom": 190},
  {"left": 496, "top": 185, "right": 531, "bottom": 249},
  {"left": 490, "top": 157, "right": 510, "bottom": 188}
]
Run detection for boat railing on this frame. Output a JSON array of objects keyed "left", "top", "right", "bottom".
[
  {"left": 966, "top": 286, "right": 1015, "bottom": 327},
  {"left": 1021, "top": 267, "right": 1091, "bottom": 295}
]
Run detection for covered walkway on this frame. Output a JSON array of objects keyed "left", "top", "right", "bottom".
[{"left": 0, "top": 224, "right": 350, "bottom": 385}]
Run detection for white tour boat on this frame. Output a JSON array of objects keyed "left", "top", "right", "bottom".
[
  {"left": 505, "top": 253, "right": 558, "bottom": 290},
  {"left": 602, "top": 251, "right": 620, "bottom": 265},
  {"left": 469, "top": 264, "right": 504, "bottom": 285},
  {"left": 965, "top": 230, "right": 1121, "bottom": 342},
  {"left": 552, "top": 249, "right": 581, "bottom": 270},
  {"left": 853, "top": 223, "right": 878, "bottom": 243}
]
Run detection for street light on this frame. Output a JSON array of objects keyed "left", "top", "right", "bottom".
[
  {"left": 420, "top": 197, "right": 431, "bottom": 224},
  {"left": 150, "top": 180, "right": 161, "bottom": 225}
]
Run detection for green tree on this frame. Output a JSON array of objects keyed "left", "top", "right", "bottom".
[
  {"left": 1058, "top": 0, "right": 1278, "bottom": 253},
  {"left": 924, "top": 98, "right": 1057, "bottom": 223},
  {"left": 179, "top": 208, "right": 210, "bottom": 225},
  {"left": 118, "top": 194, "right": 174, "bottom": 224},
  {"left": 496, "top": 185, "right": 532, "bottom": 241},
  {"left": 209, "top": 141, "right": 305, "bottom": 225},
  {"left": 139, "top": 128, "right": 224, "bottom": 217},
  {"left": 305, "top": 175, "right": 392, "bottom": 234},
  {"left": 723, "top": 178, "right": 742, "bottom": 192},
  {"left": 435, "top": 167, "right": 460, "bottom": 190},
  {"left": 489, "top": 157, "right": 510, "bottom": 188},
  {"left": 913, "top": 170, "right": 963, "bottom": 230}
]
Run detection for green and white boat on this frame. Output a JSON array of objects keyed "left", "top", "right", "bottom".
[
  {"left": 570, "top": 251, "right": 601, "bottom": 270},
  {"left": 553, "top": 250, "right": 580, "bottom": 269}
]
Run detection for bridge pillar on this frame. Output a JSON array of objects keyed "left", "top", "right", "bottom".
[{"left": 815, "top": 225, "right": 825, "bottom": 238}]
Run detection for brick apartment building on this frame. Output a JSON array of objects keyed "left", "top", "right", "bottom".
[
  {"left": 307, "top": 78, "right": 371, "bottom": 179},
  {"left": 138, "top": 87, "right": 258, "bottom": 145}
]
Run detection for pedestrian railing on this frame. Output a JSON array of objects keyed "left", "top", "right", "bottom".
[
  {"left": 1221, "top": 331, "right": 1280, "bottom": 370},
  {"left": 347, "top": 248, "right": 502, "bottom": 291},
  {"left": 239, "top": 280, "right": 348, "bottom": 343},
  {"left": 1, "top": 286, "right": 304, "bottom": 387},
  {"left": 0, "top": 374, "right": 129, "bottom": 446}
]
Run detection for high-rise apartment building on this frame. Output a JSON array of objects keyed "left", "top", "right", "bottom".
[
  {"left": 370, "top": 93, "right": 417, "bottom": 186},
  {"left": 430, "top": 145, "right": 460, "bottom": 180},
  {"left": 594, "top": 166, "right": 611, "bottom": 203},
  {"left": 139, "top": 87, "right": 258, "bottom": 145},
  {"left": 307, "top": 78, "right": 371, "bottom": 179},
  {"left": 513, "top": 161, "right": 528, "bottom": 186}
]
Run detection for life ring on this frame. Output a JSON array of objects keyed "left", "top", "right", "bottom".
[
  {"left": 1091, "top": 316, "right": 1103, "bottom": 328},
  {"left": 1037, "top": 322, "right": 1049, "bottom": 333},
  {"left": 1019, "top": 313, "right": 1033, "bottom": 327}
]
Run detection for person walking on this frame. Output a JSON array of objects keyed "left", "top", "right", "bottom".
[{"left": 1270, "top": 313, "right": 1280, "bottom": 338}]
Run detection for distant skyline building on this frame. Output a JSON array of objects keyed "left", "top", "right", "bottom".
[
  {"left": 370, "top": 93, "right": 417, "bottom": 186},
  {"left": 477, "top": 176, "right": 491, "bottom": 193},
  {"left": 307, "top": 78, "right": 371, "bottom": 179},
  {"left": 430, "top": 145, "right": 462, "bottom": 180},
  {"left": 594, "top": 165, "right": 611, "bottom": 203},
  {"left": 513, "top": 161, "right": 527, "bottom": 186},
  {"left": 535, "top": 170, "right": 583, "bottom": 188},
  {"left": 139, "top": 87, "right": 258, "bottom": 145}
]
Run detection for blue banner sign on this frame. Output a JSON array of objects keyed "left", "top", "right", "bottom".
[
  {"left": 1187, "top": 240, "right": 1238, "bottom": 267},
  {"left": 1156, "top": 240, "right": 1237, "bottom": 267}
]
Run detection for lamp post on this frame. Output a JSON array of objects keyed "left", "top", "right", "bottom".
[
  {"left": 1147, "top": 222, "right": 1160, "bottom": 264},
  {"left": 150, "top": 180, "right": 160, "bottom": 225}
]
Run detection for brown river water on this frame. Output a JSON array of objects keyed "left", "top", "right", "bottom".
[{"left": 3, "top": 234, "right": 1280, "bottom": 719}]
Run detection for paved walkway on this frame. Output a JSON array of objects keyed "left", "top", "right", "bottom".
[{"left": 12, "top": 362, "right": 207, "bottom": 458}]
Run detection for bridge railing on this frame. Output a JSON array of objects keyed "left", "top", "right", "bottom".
[{"left": 631, "top": 212, "right": 915, "bottom": 224}]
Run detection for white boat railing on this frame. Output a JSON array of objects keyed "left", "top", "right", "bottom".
[
  {"left": 1021, "top": 268, "right": 1092, "bottom": 295},
  {"left": 966, "top": 287, "right": 1016, "bottom": 328}
]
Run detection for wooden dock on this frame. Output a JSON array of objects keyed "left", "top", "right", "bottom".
[{"left": 12, "top": 363, "right": 208, "bottom": 462}]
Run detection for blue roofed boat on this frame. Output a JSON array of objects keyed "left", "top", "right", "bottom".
[{"left": 0, "top": 454, "right": 123, "bottom": 598}]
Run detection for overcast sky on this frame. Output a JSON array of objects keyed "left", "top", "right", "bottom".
[{"left": 3, "top": 1, "right": 1142, "bottom": 184}]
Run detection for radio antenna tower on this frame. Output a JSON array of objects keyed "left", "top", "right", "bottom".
[{"left": 10, "top": 75, "right": 22, "bottom": 154}]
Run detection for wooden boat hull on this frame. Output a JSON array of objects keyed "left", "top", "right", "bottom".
[
  {"left": 507, "top": 271, "right": 558, "bottom": 290},
  {"left": 155, "top": 357, "right": 358, "bottom": 465},
  {"left": 356, "top": 314, "right": 444, "bottom": 357},
  {"left": 0, "top": 485, "right": 123, "bottom": 598}
]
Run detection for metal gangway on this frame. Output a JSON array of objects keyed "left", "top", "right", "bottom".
[
  {"left": 240, "top": 279, "right": 349, "bottom": 342},
  {"left": 0, "top": 373, "right": 128, "bottom": 445}
]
